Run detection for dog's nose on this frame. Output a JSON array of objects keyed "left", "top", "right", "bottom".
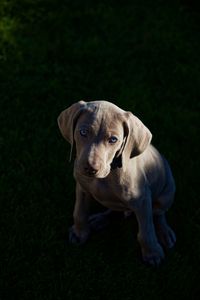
[{"left": 84, "top": 162, "right": 99, "bottom": 175}]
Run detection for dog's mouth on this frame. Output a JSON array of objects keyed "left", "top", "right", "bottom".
[
  {"left": 82, "top": 160, "right": 120, "bottom": 178},
  {"left": 78, "top": 166, "right": 111, "bottom": 179},
  {"left": 87, "top": 169, "right": 110, "bottom": 179},
  {"left": 75, "top": 156, "right": 121, "bottom": 179}
]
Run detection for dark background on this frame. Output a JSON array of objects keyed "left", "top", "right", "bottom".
[{"left": 0, "top": 0, "right": 199, "bottom": 299}]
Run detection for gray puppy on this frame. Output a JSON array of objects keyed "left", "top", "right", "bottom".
[{"left": 58, "top": 100, "right": 176, "bottom": 266}]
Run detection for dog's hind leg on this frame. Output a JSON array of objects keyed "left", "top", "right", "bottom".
[
  {"left": 153, "top": 158, "right": 176, "bottom": 249},
  {"left": 153, "top": 212, "right": 176, "bottom": 249},
  {"left": 153, "top": 190, "right": 176, "bottom": 250}
]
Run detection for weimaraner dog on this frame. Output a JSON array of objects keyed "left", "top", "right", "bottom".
[{"left": 58, "top": 100, "right": 176, "bottom": 266}]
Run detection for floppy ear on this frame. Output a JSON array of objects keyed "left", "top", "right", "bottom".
[
  {"left": 57, "top": 100, "right": 86, "bottom": 144},
  {"left": 122, "top": 112, "right": 152, "bottom": 168},
  {"left": 57, "top": 101, "right": 86, "bottom": 160}
]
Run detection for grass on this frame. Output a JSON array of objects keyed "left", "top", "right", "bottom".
[{"left": 0, "top": 0, "right": 200, "bottom": 299}]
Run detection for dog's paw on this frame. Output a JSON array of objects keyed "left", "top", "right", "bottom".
[
  {"left": 142, "top": 243, "right": 165, "bottom": 266},
  {"left": 69, "top": 226, "right": 90, "bottom": 245},
  {"left": 156, "top": 225, "right": 176, "bottom": 249}
]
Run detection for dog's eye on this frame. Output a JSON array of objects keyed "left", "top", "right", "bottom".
[
  {"left": 108, "top": 136, "right": 118, "bottom": 144},
  {"left": 80, "top": 129, "right": 88, "bottom": 137}
]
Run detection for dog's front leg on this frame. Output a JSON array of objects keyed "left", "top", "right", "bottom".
[
  {"left": 69, "top": 183, "right": 91, "bottom": 245},
  {"left": 133, "top": 195, "right": 165, "bottom": 266}
]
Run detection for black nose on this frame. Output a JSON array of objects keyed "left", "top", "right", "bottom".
[{"left": 84, "top": 163, "right": 99, "bottom": 175}]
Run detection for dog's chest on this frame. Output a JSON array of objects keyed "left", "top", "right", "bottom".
[{"left": 86, "top": 175, "right": 141, "bottom": 211}]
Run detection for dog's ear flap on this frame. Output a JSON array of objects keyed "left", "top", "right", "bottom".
[
  {"left": 122, "top": 112, "right": 152, "bottom": 169},
  {"left": 57, "top": 100, "right": 86, "bottom": 143},
  {"left": 57, "top": 101, "right": 86, "bottom": 160}
]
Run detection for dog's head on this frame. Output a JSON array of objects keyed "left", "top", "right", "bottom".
[{"left": 58, "top": 100, "right": 152, "bottom": 178}]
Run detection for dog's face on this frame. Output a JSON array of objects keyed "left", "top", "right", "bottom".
[
  {"left": 58, "top": 100, "right": 152, "bottom": 178},
  {"left": 74, "top": 106, "right": 125, "bottom": 178}
]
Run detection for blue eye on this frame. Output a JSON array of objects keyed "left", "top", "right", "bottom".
[
  {"left": 80, "top": 129, "right": 88, "bottom": 137},
  {"left": 108, "top": 136, "right": 118, "bottom": 144}
]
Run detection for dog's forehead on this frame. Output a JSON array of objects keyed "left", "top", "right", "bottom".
[
  {"left": 78, "top": 101, "right": 125, "bottom": 129},
  {"left": 86, "top": 101, "right": 125, "bottom": 114},
  {"left": 77, "top": 101, "right": 124, "bottom": 133},
  {"left": 86, "top": 101, "right": 125, "bottom": 122}
]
